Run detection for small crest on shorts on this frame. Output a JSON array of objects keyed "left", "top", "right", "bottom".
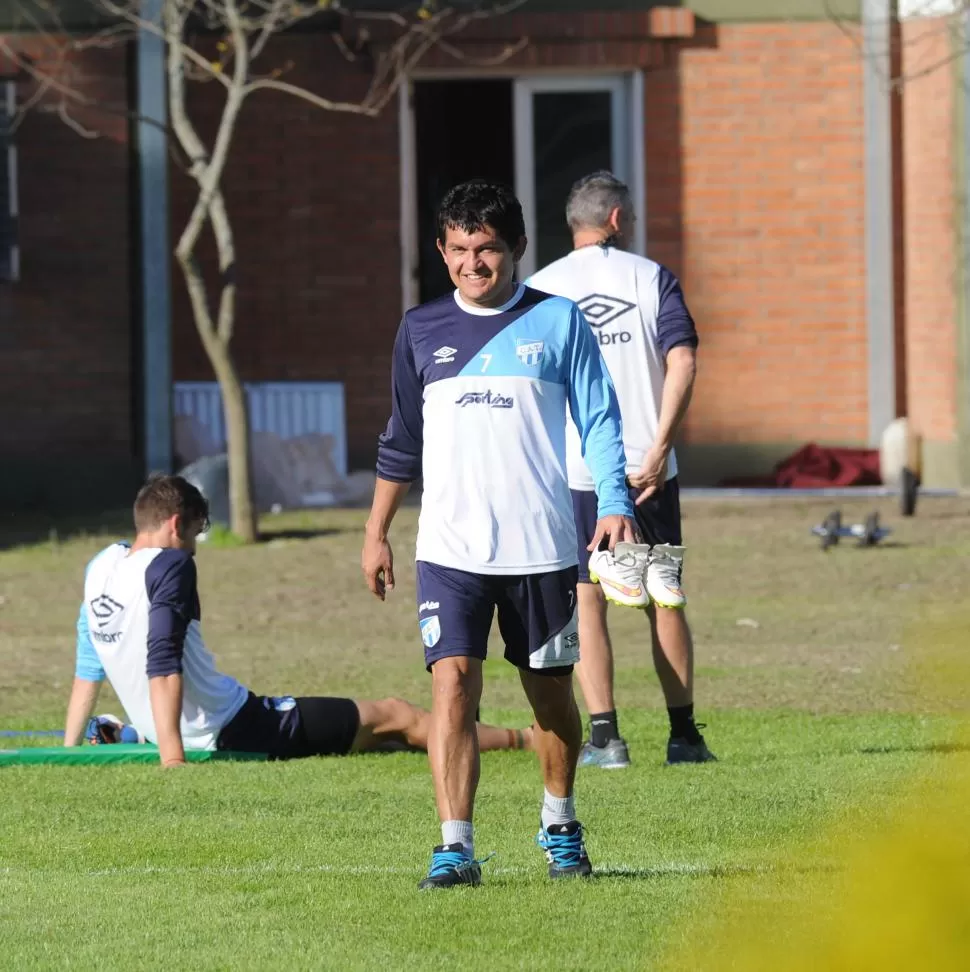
[{"left": 420, "top": 615, "right": 441, "bottom": 649}]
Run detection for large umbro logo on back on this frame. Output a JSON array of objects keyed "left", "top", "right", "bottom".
[
  {"left": 90, "top": 594, "right": 124, "bottom": 628},
  {"left": 577, "top": 294, "right": 636, "bottom": 329}
]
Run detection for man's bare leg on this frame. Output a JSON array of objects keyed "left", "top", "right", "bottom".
[
  {"left": 648, "top": 604, "right": 693, "bottom": 708},
  {"left": 519, "top": 669, "right": 582, "bottom": 798},
  {"left": 649, "top": 606, "right": 714, "bottom": 762},
  {"left": 519, "top": 668, "right": 592, "bottom": 877},
  {"left": 427, "top": 656, "right": 482, "bottom": 825},
  {"left": 352, "top": 697, "right": 532, "bottom": 753},
  {"left": 574, "top": 582, "right": 614, "bottom": 713},
  {"left": 574, "top": 582, "right": 629, "bottom": 764}
]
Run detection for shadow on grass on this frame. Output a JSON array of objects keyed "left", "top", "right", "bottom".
[
  {"left": 0, "top": 509, "right": 132, "bottom": 552},
  {"left": 593, "top": 862, "right": 841, "bottom": 881},
  {"left": 858, "top": 742, "right": 970, "bottom": 757},
  {"left": 259, "top": 528, "right": 349, "bottom": 543}
]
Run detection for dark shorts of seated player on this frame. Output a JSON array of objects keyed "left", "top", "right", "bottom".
[
  {"left": 216, "top": 692, "right": 360, "bottom": 760},
  {"left": 415, "top": 562, "right": 579, "bottom": 674},
  {"left": 572, "top": 477, "right": 683, "bottom": 584}
]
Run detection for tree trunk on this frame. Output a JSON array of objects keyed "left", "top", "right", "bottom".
[
  {"left": 206, "top": 335, "right": 257, "bottom": 543},
  {"left": 166, "top": 0, "right": 257, "bottom": 542}
]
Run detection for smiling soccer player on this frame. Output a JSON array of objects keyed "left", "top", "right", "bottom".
[{"left": 362, "top": 181, "right": 636, "bottom": 889}]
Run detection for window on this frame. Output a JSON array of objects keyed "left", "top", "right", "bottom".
[{"left": 0, "top": 79, "right": 19, "bottom": 283}]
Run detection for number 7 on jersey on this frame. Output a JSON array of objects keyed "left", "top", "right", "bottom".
[{"left": 480, "top": 353, "right": 492, "bottom": 373}]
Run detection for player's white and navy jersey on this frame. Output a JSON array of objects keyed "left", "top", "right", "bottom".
[
  {"left": 377, "top": 284, "right": 633, "bottom": 574},
  {"left": 527, "top": 246, "right": 699, "bottom": 491},
  {"left": 75, "top": 543, "right": 248, "bottom": 750}
]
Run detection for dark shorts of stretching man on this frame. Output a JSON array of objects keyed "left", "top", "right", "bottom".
[{"left": 216, "top": 692, "right": 360, "bottom": 760}]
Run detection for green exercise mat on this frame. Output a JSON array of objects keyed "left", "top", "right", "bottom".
[{"left": 0, "top": 744, "right": 267, "bottom": 766}]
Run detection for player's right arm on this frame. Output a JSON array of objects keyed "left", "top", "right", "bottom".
[
  {"left": 145, "top": 550, "right": 198, "bottom": 767},
  {"left": 64, "top": 601, "right": 105, "bottom": 745},
  {"left": 563, "top": 301, "right": 635, "bottom": 550},
  {"left": 364, "top": 318, "right": 423, "bottom": 600}
]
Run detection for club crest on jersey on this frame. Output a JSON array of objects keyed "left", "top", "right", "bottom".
[
  {"left": 515, "top": 339, "right": 544, "bottom": 367},
  {"left": 420, "top": 615, "right": 441, "bottom": 648},
  {"left": 455, "top": 390, "right": 514, "bottom": 409}
]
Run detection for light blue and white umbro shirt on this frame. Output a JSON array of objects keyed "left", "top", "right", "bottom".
[
  {"left": 377, "top": 283, "right": 633, "bottom": 574},
  {"left": 75, "top": 543, "right": 248, "bottom": 749}
]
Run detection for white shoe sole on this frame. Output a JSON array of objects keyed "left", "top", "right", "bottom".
[{"left": 646, "top": 584, "right": 687, "bottom": 610}]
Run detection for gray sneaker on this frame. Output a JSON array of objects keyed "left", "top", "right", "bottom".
[
  {"left": 666, "top": 727, "right": 717, "bottom": 765},
  {"left": 579, "top": 738, "right": 631, "bottom": 769}
]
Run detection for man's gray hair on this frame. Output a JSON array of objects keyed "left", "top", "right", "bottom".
[{"left": 565, "top": 171, "right": 633, "bottom": 233}]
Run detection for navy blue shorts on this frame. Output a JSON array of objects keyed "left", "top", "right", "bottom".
[
  {"left": 216, "top": 692, "right": 360, "bottom": 759},
  {"left": 415, "top": 562, "right": 580, "bottom": 673},
  {"left": 572, "top": 477, "right": 683, "bottom": 583}
]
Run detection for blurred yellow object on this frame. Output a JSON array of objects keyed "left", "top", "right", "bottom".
[{"left": 666, "top": 621, "right": 970, "bottom": 971}]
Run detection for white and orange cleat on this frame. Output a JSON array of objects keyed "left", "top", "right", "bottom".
[
  {"left": 588, "top": 543, "right": 652, "bottom": 608},
  {"left": 646, "top": 544, "right": 687, "bottom": 609}
]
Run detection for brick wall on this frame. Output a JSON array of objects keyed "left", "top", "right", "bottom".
[
  {"left": 900, "top": 17, "right": 958, "bottom": 450},
  {"left": 173, "top": 17, "right": 873, "bottom": 475},
  {"left": 4, "top": 14, "right": 899, "bottom": 496},
  {"left": 665, "top": 23, "right": 869, "bottom": 447},
  {"left": 0, "top": 42, "right": 135, "bottom": 509},
  {"left": 170, "top": 35, "right": 401, "bottom": 470}
]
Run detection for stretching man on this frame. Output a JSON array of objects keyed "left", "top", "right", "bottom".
[
  {"left": 528, "top": 171, "right": 715, "bottom": 768},
  {"left": 63, "top": 474, "right": 531, "bottom": 762},
  {"left": 362, "top": 181, "right": 635, "bottom": 889}
]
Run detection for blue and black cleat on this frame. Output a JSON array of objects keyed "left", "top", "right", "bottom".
[
  {"left": 536, "top": 820, "right": 593, "bottom": 879},
  {"left": 417, "top": 843, "right": 483, "bottom": 890}
]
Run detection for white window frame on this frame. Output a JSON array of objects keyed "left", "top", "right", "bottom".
[{"left": 513, "top": 74, "right": 645, "bottom": 279}]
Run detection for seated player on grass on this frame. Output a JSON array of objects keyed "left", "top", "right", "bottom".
[{"left": 63, "top": 474, "right": 532, "bottom": 766}]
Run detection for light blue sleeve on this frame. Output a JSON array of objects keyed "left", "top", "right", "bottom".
[
  {"left": 75, "top": 601, "right": 105, "bottom": 682},
  {"left": 563, "top": 303, "right": 634, "bottom": 519}
]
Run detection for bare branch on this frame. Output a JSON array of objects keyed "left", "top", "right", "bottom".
[
  {"left": 99, "top": 0, "right": 234, "bottom": 91},
  {"left": 243, "top": 77, "right": 378, "bottom": 114},
  {"left": 826, "top": 0, "right": 970, "bottom": 89},
  {"left": 51, "top": 100, "right": 100, "bottom": 138}
]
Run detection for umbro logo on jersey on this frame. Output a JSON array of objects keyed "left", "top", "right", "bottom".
[
  {"left": 90, "top": 594, "right": 124, "bottom": 627},
  {"left": 577, "top": 294, "right": 636, "bottom": 329},
  {"left": 433, "top": 346, "right": 457, "bottom": 364},
  {"left": 515, "top": 339, "right": 544, "bottom": 367},
  {"left": 455, "top": 390, "right": 514, "bottom": 409},
  {"left": 419, "top": 600, "right": 440, "bottom": 613}
]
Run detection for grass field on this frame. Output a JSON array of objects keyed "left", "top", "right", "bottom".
[{"left": 1, "top": 495, "right": 968, "bottom": 970}]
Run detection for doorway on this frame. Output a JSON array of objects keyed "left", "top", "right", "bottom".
[
  {"left": 413, "top": 79, "right": 514, "bottom": 303},
  {"left": 404, "top": 73, "right": 644, "bottom": 308}
]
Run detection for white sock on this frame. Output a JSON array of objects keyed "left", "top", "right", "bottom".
[
  {"left": 541, "top": 789, "right": 576, "bottom": 829},
  {"left": 441, "top": 820, "right": 474, "bottom": 858}
]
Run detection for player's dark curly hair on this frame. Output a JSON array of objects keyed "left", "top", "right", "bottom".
[
  {"left": 436, "top": 180, "right": 526, "bottom": 250},
  {"left": 133, "top": 474, "right": 210, "bottom": 534}
]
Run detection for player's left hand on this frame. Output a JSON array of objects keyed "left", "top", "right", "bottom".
[
  {"left": 361, "top": 532, "right": 395, "bottom": 601},
  {"left": 587, "top": 515, "right": 638, "bottom": 553},
  {"left": 628, "top": 447, "right": 669, "bottom": 504}
]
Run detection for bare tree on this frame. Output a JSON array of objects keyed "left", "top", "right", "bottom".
[
  {"left": 827, "top": 0, "right": 970, "bottom": 87},
  {"left": 1, "top": 0, "right": 527, "bottom": 542}
]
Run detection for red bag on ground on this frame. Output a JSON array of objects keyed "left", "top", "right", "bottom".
[{"left": 719, "top": 443, "right": 882, "bottom": 488}]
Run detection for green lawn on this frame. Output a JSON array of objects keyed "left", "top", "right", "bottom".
[{"left": 0, "top": 496, "right": 967, "bottom": 970}]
